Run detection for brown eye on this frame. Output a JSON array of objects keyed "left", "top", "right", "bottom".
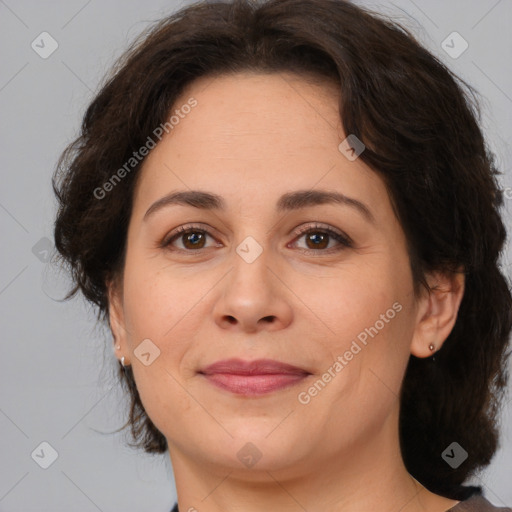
[
  {"left": 181, "top": 231, "right": 206, "bottom": 249},
  {"left": 291, "top": 224, "right": 353, "bottom": 254},
  {"left": 162, "top": 226, "right": 217, "bottom": 251},
  {"left": 304, "top": 231, "right": 330, "bottom": 250}
]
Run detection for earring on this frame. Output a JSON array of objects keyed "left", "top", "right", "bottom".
[
  {"left": 121, "top": 356, "right": 126, "bottom": 367},
  {"left": 429, "top": 343, "right": 437, "bottom": 362},
  {"left": 115, "top": 344, "right": 121, "bottom": 350}
]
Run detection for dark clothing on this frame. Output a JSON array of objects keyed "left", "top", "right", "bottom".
[
  {"left": 448, "top": 495, "right": 512, "bottom": 511},
  {"left": 170, "top": 487, "right": 512, "bottom": 511}
]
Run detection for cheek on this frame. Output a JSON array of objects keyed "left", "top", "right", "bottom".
[
  {"left": 121, "top": 263, "right": 199, "bottom": 434},
  {"left": 121, "top": 252, "right": 193, "bottom": 340},
  {"left": 131, "top": 362, "right": 196, "bottom": 440},
  {"left": 300, "top": 259, "right": 409, "bottom": 350}
]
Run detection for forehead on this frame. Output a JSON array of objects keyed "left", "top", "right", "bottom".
[
  {"left": 132, "top": 72, "right": 386, "bottom": 215},
  {"left": 173, "top": 71, "right": 342, "bottom": 155}
]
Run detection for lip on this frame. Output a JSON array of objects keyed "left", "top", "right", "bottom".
[{"left": 199, "top": 358, "right": 311, "bottom": 396}]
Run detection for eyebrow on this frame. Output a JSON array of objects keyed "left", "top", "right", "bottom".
[{"left": 143, "top": 189, "right": 375, "bottom": 223}]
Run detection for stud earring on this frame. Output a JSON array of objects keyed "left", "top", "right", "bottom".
[
  {"left": 429, "top": 343, "right": 437, "bottom": 362},
  {"left": 116, "top": 344, "right": 121, "bottom": 350}
]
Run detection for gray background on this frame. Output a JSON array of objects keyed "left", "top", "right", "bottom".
[{"left": 1, "top": 0, "right": 511, "bottom": 511}]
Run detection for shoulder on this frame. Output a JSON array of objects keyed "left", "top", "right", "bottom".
[{"left": 450, "top": 495, "right": 512, "bottom": 511}]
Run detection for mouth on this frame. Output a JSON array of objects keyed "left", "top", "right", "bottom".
[{"left": 198, "top": 358, "right": 312, "bottom": 396}]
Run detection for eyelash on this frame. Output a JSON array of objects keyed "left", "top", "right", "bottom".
[{"left": 160, "top": 223, "right": 353, "bottom": 255}]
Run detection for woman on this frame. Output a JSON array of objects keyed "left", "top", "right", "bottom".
[{"left": 52, "top": 0, "right": 512, "bottom": 510}]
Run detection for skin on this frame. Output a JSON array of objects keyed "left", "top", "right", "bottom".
[{"left": 108, "top": 72, "right": 465, "bottom": 512}]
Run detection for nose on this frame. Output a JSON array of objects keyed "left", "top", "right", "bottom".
[{"left": 212, "top": 248, "right": 293, "bottom": 333}]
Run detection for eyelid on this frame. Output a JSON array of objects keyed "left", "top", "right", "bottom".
[
  {"left": 287, "top": 222, "right": 353, "bottom": 254},
  {"left": 160, "top": 221, "right": 353, "bottom": 252},
  {"left": 159, "top": 223, "right": 218, "bottom": 249},
  {"left": 291, "top": 222, "right": 353, "bottom": 245}
]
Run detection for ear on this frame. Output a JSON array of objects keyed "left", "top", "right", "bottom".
[
  {"left": 410, "top": 269, "right": 465, "bottom": 358},
  {"left": 106, "top": 276, "right": 128, "bottom": 354}
]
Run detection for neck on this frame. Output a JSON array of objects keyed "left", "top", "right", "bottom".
[{"left": 169, "top": 405, "right": 458, "bottom": 512}]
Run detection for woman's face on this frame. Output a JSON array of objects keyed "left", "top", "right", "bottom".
[{"left": 109, "top": 72, "right": 428, "bottom": 477}]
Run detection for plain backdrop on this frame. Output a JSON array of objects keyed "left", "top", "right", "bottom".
[{"left": 1, "top": 0, "right": 511, "bottom": 511}]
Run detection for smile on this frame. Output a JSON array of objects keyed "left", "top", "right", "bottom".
[{"left": 199, "top": 358, "right": 311, "bottom": 396}]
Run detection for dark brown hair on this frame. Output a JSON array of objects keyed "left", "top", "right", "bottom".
[{"left": 52, "top": 0, "right": 512, "bottom": 500}]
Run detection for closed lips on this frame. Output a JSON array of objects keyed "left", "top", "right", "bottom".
[
  {"left": 199, "top": 358, "right": 311, "bottom": 376},
  {"left": 198, "top": 358, "right": 312, "bottom": 396}
]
